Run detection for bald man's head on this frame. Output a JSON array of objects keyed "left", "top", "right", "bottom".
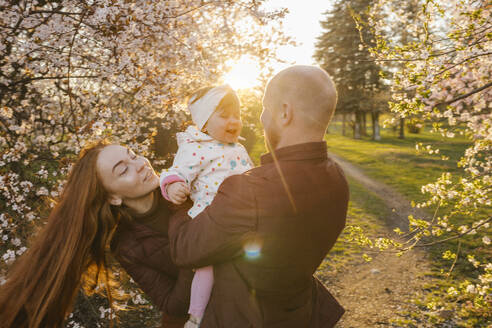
[{"left": 263, "top": 65, "right": 337, "bottom": 131}]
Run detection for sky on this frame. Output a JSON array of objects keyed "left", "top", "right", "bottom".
[
  {"left": 263, "top": 0, "right": 333, "bottom": 67},
  {"left": 223, "top": 0, "right": 334, "bottom": 89}
]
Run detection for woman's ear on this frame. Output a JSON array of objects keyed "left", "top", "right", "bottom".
[{"left": 108, "top": 195, "right": 122, "bottom": 206}]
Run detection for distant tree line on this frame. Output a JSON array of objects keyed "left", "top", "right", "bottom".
[{"left": 315, "top": 0, "right": 424, "bottom": 140}]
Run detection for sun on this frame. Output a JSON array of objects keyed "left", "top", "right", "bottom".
[{"left": 222, "top": 56, "right": 262, "bottom": 90}]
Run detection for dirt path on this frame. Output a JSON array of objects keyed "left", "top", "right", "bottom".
[
  {"left": 320, "top": 154, "right": 434, "bottom": 327},
  {"left": 330, "top": 154, "right": 429, "bottom": 230}
]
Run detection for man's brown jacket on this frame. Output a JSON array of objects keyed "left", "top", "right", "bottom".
[{"left": 169, "top": 142, "right": 349, "bottom": 327}]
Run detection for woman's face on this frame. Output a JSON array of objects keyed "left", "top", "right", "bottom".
[{"left": 96, "top": 145, "right": 159, "bottom": 206}]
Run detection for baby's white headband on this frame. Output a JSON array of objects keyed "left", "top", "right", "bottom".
[{"left": 188, "top": 84, "right": 231, "bottom": 131}]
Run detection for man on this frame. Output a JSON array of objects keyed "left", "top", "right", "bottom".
[{"left": 169, "top": 65, "right": 349, "bottom": 327}]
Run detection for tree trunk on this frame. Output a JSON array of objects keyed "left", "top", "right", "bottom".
[
  {"left": 399, "top": 117, "right": 405, "bottom": 139},
  {"left": 354, "top": 111, "right": 361, "bottom": 139},
  {"left": 361, "top": 112, "right": 367, "bottom": 136},
  {"left": 372, "top": 112, "right": 381, "bottom": 141},
  {"left": 342, "top": 113, "right": 346, "bottom": 136}
]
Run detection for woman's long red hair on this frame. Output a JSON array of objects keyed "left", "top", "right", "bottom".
[{"left": 0, "top": 141, "right": 120, "bottom": 327}]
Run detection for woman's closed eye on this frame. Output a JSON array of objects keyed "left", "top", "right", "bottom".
[
  {"left": 119, "top": 166, "right": 128, "bottom": 176},
  {"left": 119, "top": 153, "right": 138, "bottom": 175}
]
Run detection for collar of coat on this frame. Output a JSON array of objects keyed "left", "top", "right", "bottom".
[
  {"left": 176, "top": 125, "right": 214, "bottom": 146},
  {"left": 261, "top": 141, "right": 328, "bottom": 165}
]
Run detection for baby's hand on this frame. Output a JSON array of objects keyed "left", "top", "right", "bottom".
[{"left": 166, "top": 182, "right": 190, "bottom": 205}]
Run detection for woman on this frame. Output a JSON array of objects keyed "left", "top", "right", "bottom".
[{"left": 0, "top": 141, "right": 193, "bottom": 328}]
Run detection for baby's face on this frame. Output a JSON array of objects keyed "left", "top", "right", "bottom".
[{"left": 204, "top": 92, "right": 242, "bottom": 144}]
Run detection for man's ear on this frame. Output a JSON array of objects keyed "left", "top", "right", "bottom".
[
  {"left": 279, "top": 103, "right": 293, "bottom": 126},
  {"left": 108, "top": 195, "right": 122, "bottom": 206}
]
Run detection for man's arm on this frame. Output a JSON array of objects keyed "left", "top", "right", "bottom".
[{"left": 168, "top": 174, "right": 258, "bottom": 268}]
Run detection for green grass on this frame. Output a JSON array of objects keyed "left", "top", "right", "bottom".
[
  {"left": 317, "top": 176, "right": 393, "bottom": 275},
  {"left": 325, "top": 126, "right": 470, "bottom": 203}
]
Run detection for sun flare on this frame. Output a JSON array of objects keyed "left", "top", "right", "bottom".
[{"left": 222, "top": 56, "right": 262, "bottom": 90}]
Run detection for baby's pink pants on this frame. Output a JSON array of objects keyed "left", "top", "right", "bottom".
[{"left": 189, "top": 265, "right": 214, "bottom": 318}]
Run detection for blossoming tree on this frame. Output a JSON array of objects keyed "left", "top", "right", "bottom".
[
  {"left": 0, "top": 0, "right": 289, "bottom": 325},
  {"left": 359, "top": 0, "right": 490, "bottom": 323}
]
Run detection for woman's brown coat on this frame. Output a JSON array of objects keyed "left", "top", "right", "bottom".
[{"left": 111, "top": 194, "right": 193, "bottom": 327}]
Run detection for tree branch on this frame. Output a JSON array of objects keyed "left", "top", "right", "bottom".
[
  {"left": 30, "top": 10, "right": 85, "bottom": 15},
  {"left": 10, "top": 75, "right": 99, "bottom": 86},
  {"left": 410, "top": 217, "right": 492, "bottom": 248},
  {"left": 66, "top": 10, "right": 87, "bottom": 148},
  {"left": 437, "top": 81, "right": 492, "bottom": 108},
  {"left": 446, "top": 240, "right": 461, "bottom": 278},
  {"left": 434, "top": 52, "right": 492, "bottom": 77}
]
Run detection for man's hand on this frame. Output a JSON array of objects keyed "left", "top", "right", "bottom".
[{"left": 166, "top": 182, "right": 190, "bottom": 205}]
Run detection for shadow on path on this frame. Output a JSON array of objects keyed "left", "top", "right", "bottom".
[{"left": 330, "top": 153, "right": 429, "bottom": 230}]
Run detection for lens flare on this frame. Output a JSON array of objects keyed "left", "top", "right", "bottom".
[{"left": 243, "top": 240, "right": 262, "bottom": 259}]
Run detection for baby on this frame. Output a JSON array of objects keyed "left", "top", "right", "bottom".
[{"left": 160, "top": 84, "right": 253, "bottom": 326}]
